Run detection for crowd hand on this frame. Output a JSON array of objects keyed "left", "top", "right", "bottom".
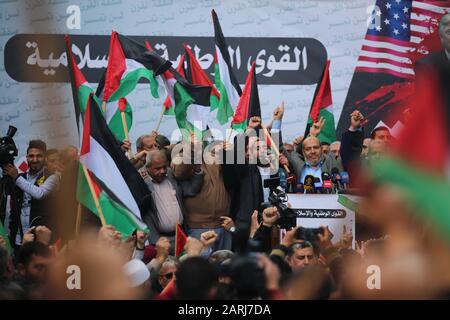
[
  {"left": 273, "top": 101, "right": 285, "bottom": 121},
  {"left": 121, "top": 139, "right": 132, "bottom": 153},
  {"left": 318, "top": 226, "right": 334, "bottom": 250},
  {"left": 98, "top": 225, "right": 122, "bottom": 247},
  {"left": 279, "top": 154, "right": 289, "bottom": 167},
  {"left": 23, "top": 227, "right": 36, "bottom": 244},
  {"left": 35, "top": 226, "right": 52, "bottom": 245},
  {"left": 118, "top": 234, "right": 137, "bottom": 261},
  {"left": 292, "top": 136, "right": 304, "bottom": 147},
  {"left": 0, "top": 236, "right": 7, "bottom": 248},
  {"left": 155, "top": 236, "right": 171, "bottom": 261},
  {"left": 220, "top": 216, "right": 235, "bottom": 231},
  {"left": 350, "top": 110, "right": 364, "bottom": 129},
  {"left": 131, "top": 150, "right": 148, "bottom": 165},
  {"left": 250, "top": 210, "right": 260, "bottom": 238},
  {"left": 150, "top": 130, "right": 158, "bottom": 139},
  {"left": 355, "top": 240, "right": 367, "bottom": 257},
  {"left": 184, "top": 236, "right": 204, "bottom": 257},
  {"left": 309, "top": 117, "right": 326, "bottom": 137},
  {"left": 262, "top": 206, "right": 280, "bottom": 228},
  {"left": 200, "top": 230, "right": 218, "bottom": 247},
  {"left": 281, "top": 226, "right": 304, "bottom": 248},
  {"left": 2, "top": 164, "right": 19, "bottom": 180},
  {"left": 258, "top": 254, "right": 281, "bottom": 291},
  {"left": 136, "top": 231, "right": 149, "bottom": 250},
  {"left": 337, "top": 225, "right": 353, "bottom": 250}
]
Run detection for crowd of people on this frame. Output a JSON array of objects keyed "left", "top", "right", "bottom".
[
  {"left": 0, "top": 104, "right": 447, "bottom": 300},
  {"left": 1, "top": 13, "right": 450, "bottom": 302}
]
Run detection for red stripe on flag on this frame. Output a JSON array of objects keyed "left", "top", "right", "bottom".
[
  {"left": 80, "top": 95, "right": 91, "bottom": 156},
  {"left": 365, "top": 34, "right": 412, "bottom": 47},
  {"left": 104, "top": 31, "right": 126, "bottom": 102},
  {"left": 309, "top": 60, "right": 332, "bottom": 123},
  {"left": 183, "top": 44, "right": 220, "bottom": 99},
  {"left": 361, "top": 45, "right": 411, "bottom": 58},
  {"left": 118, "top": 97, "right": 127, "bottom": 112},
  {"left": 231, "top": 61, "right": 255, "bottom": 125},
  {"left": 65, "top": 35, "right": 87, "bottom": 88},
  {"left": 355, "top": 66, "right": 414, "bottom": 79},
  {"left": 87, "top": 170, "right": 102, "bottom": 198},
  {"left": 358, "top": 56, "right": 412, "bottom": 69},
  {"left": 175, "top": 223, "right": 187, "bottom": 257}
]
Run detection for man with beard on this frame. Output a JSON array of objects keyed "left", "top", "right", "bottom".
[{"left": 223, "top": 125, "right": 285, "bottom": 226}]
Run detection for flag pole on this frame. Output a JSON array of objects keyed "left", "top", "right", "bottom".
[
  {"left": 226, "top": 125, "right": 233, "bottom": 143},
  {"left": 75, "top": 202, "right": 82, "bottom": 236},
  {"left": 120, "top": 111, "right": 134, "bottom": 158},
  {"left": 154, "top": 106, "right": 165, "bottom": 133},
  {"left": 260, "top": 123, "right": 291, "bottom": 174},
  {"left": 101, "top": 101, "right": 106, "bottom": 113},
  {"left": 81, "top": 164, "right": 106, "bottom": 226}
]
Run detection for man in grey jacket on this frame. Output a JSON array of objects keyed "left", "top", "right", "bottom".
[
  {"left": 141, "top": 149, "right": 204, "bottom": 246},
  {"left": 287, "top": 120, "right": 344, "bottom": 189}
]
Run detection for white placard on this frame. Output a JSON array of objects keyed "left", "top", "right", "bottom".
[{"left": 285, "top": 194, "right": 357, "bottom": 249}]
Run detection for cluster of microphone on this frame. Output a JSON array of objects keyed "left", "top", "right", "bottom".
[{"left": 296, "top": 168, "right": 349, "bottom": 194}]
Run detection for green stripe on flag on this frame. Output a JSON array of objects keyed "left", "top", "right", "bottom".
[
  {"left": 108, "top": 68, "right": 159, "bottom": 102},
  {"left": 371, "top": 157, "right": 450, "bottom": 242},
  {"left": 231, "top": 119, "right": 248, "bottom": 133},
  {"left": 76, "top": 165, "right": 148, "bottom": 238},
  {"left": 108, "top": 101, "right": 133, "bottom": 142},
  {"left": 214, "top": 64, "right": 234, "bottom": 125},
  {"left": 308, "top": 108, "right": 336, "bottom": 144},
  {"left": 338, "top": 194, "right": 359, "bottom": 213}
]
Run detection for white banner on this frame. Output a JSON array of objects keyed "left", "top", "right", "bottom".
[{"left": 286, "top": 194, "right": 357, "bottom": 249}]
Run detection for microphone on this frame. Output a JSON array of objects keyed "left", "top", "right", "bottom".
[
  {"left": 303, "top": 175, "right": 315, "bottom": 194},
  {"left": 331, "top": 167, "right": 342, "bottom": 190},
  {"left": 321, "top": 172, "right": 333, "bottom": 194},
  {"left": 313, "top": 177, "right": 323, "bottom": 194},
  {"left": 340, "top": 171, "right": 349, "bottom": 189}
]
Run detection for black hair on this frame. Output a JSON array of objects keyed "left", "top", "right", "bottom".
[
  {"left": 27, "top": 140, "right": 47, "bottom": 154},
  {"left": 16, "top": 241, "right": 51, "bottom": 267},
  {"left": 320, "top": 141, "right": 330, "bottom": 146},
  {"left": 176, "top": 257, "right": 217, "bottom": 300}
]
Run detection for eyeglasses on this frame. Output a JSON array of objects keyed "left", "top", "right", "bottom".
[{"left": 160, "top": 272, "right": 174, "bottom": 280}]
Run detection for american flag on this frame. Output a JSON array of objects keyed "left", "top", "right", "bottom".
[{"left": 356, "top": 0, "right": 450, "bottom": 79}]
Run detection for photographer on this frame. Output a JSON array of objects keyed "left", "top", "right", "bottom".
[{"left": 2, "top": 140, "right": 60, "bottom": 248}]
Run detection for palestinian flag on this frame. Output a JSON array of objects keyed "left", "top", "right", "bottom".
[
  {"left": 173, "top": 71, "right": 212, "bottom": 140},
  {"left": 145, "top": 40, "right": 185, "bottom": 116},
  {"left": 231, "top": 61, "right": 260, "bottom": 132},
  {"left": 103, "top": 32, "right": 171, "bottom": 103},
  {"left": 371, "top": 67, "right": 450, "bottom": 241},
  {"left": 175, "top": 223, "right": 187, "bottom": 257},
  {"left": 183, "top": 43, "right": 220, "bottom": 118},
  {"left": 76, "top": 94, "right": 152, "bottom": 237},
  {"left": 65, "top": 35, "right": 99, "bottom": 133},
  {"left": 305, "top": 60, "right": 337, "bottom": 144},
  {"left": 212, "top": 9, "right": 241, "bottom": 125}
]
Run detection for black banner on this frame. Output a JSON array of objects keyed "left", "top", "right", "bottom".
[{"left": 5, "top": 33, "right": 327, "bottom": 85}]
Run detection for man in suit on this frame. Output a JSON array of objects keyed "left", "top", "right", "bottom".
[{"left": 415, "top": 14, "right": 450, "bottom": 111}]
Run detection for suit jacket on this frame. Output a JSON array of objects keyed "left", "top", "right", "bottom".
[
  {"left": 287, "top": 151, "right": 344, "bottom": 183},
  {"left": 415, "top": 49, "right": 450, "bottom": 118},
  {"left": 142, "top": 168, "right": 204, "bottom": 243}
]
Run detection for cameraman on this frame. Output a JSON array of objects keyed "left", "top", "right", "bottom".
[{"left": 2, "top": 140, "right": 60, "bottom": 248}]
